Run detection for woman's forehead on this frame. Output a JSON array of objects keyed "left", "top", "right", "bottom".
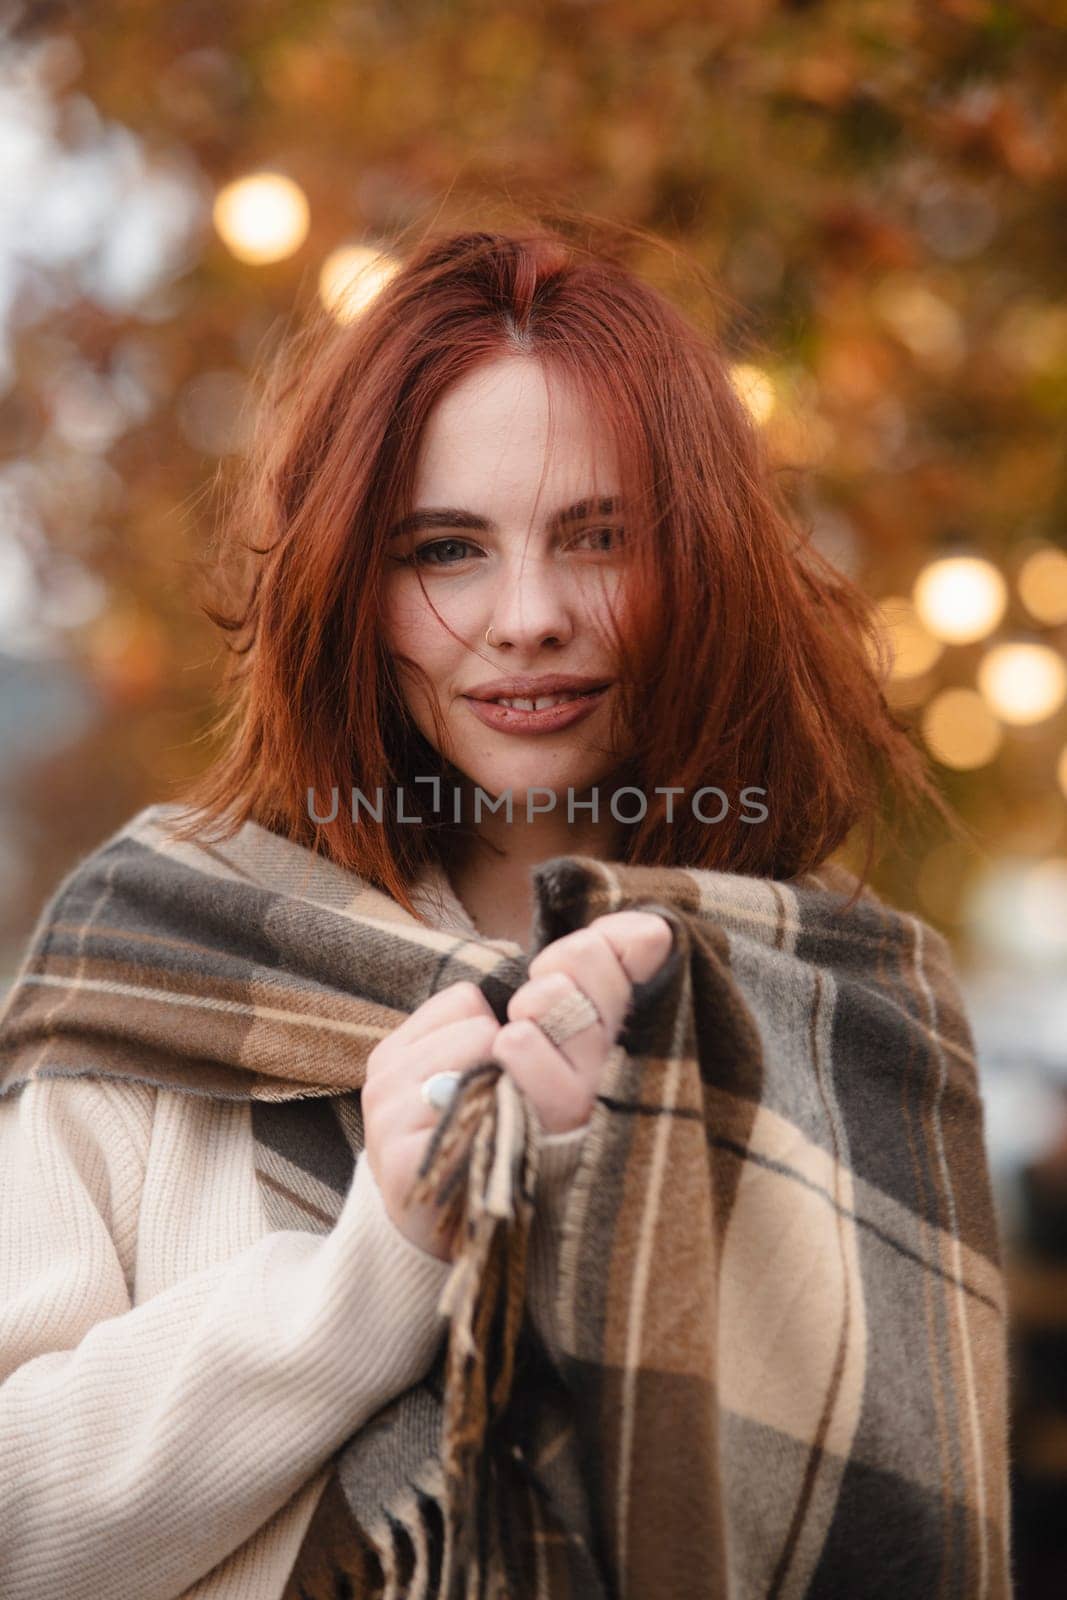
[{"left": 412, "top": 356, "right": 620, "bottom": 505}]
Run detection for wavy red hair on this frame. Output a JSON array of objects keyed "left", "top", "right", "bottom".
[{"left": 167, "top": 218, "right": 961, "bottom": 918}]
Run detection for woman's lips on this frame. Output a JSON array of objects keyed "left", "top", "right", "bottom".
[{"left": 463, "top": 686, "right": 609, "bottom": 736}]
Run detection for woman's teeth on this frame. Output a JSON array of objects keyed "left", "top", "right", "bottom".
[{"left": 492, "top": 691, "right": 593, "bottom": 710}]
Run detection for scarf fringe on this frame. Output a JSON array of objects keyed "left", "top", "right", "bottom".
[
  {"left": 329, "top": 1452, "right": 449, "bottom": 1600},
  {"left": 403, "top": 1062, "right": 541, "bottom": 1596}
]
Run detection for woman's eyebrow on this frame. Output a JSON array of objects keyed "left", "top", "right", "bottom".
[{"left": 386, "top": 495, "right": 622, "bottom": 540}]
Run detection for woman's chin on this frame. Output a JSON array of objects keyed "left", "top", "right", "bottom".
[{"left": 455, "top": 758, "right": 614, "bottom": 809}]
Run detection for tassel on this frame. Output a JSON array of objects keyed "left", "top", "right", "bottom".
[{"left": 404, "top": 1063, "right": 540, "bottom": 1595}]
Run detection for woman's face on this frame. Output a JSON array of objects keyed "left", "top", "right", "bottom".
[{"left": 382, "top": 355, "right": 632, "bottom": 808}]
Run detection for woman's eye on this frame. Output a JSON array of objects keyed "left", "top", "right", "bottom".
[
  {"left": 572, "top": 525, "right": 626, "bottom": 552},
  {"left": 402, "top": 538, "right": 478, "bottom": 567},
  {"left": 391, "top": 527, "right": 625, "bottom": 568}
]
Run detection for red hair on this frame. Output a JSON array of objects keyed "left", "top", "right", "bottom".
[{"left": 168, "top": 218, "right": 961, "bottom": 917}]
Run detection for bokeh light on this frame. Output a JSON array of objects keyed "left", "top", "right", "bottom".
[
  {"left": 967, "top": 856, "right": 1067, "bottom": 967},
  {"left": 991, "top": 301, "right": 1067, "bottom": 375},
  {"left": 977, "top": 642, "right": 1067, "bottom": 726},
  {"left": 873, "top": 595, "right": 944, "bottom": 679},
  {"left": 913, "top": 555, "right": 1008, "bottom": 644},
  {"left": 318, "top": 245, "right": 400, "bottom": 322},
  {"left": 212, "top": 171, "right": 309, "bottom": 264},
  {"left": 921, "top": 688, "right": 1003, "bottom": 769},
  {"left": 728, "top": 363, "right": 777, "bottom": 424},
  {"left": 1017, "top": 546, "right": 1067, "bottom": 626},
  {"left": 873, "top": 279, "right": 965, "bottom": 371}
]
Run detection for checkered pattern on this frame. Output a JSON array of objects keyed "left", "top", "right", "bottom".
[{"left": 0, "top": 804, "right": 1012, "bottom": 1598}]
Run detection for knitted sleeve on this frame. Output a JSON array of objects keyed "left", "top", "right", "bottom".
[{"left": 0, "top": 1074, "right": 454, "bottom": 1600}]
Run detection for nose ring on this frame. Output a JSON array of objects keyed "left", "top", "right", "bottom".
[{"left": 485, "top": 625, "right": 498, "bottom": 647}]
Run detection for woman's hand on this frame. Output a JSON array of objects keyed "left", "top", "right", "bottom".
[
  {"left": 362, "top": 980, "right": 502, "bottom": 1264},
  {"left": 362, "top": 910, "right": 674, "bottom": 1261},
  {"left": 491, "top": 911, "right": 674, "bottom": 1137}
]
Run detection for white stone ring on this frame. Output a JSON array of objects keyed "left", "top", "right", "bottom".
[{"left": 420, "top": 1070, "right": 463, "bottom": 1114}]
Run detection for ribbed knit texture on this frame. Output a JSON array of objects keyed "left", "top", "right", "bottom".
[{"left": 0, "top": 866, "right": 585, "bottom": 1600}]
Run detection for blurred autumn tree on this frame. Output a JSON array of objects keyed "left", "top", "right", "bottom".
[{"left": 0, "top": 0, "right": 1065, "bottom": 968}]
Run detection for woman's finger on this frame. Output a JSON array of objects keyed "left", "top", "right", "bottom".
[
  {"left": 491, "top": 1018, "right": 594, "bottom": 1135},
  {"left": 582, "top": 911, "right": 675, "bottom": 984},
  {"left": 526, "top": 926, "right": 632, "bottom": 1040},
  {"left": 506, "top": 969, "right": 611, "bottom": 1080},
  {"left": 365, "top": 1012, "right": 500, "bottom": 1110}
]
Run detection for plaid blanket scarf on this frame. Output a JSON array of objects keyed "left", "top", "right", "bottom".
[{"left": 0, "top": 803, "right": 1011, "bottom": 1599}]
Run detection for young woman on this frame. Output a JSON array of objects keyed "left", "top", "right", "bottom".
[
  {"left": 0, "top": 224, "right": 1006, "bottom": 1599},
  {"left": 170, "top": 223, "right": 962, "bottom": 1265}
]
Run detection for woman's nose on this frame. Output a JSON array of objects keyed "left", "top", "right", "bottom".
[{"left": 486, "top": 557, "right": 575, "bottom": 649}]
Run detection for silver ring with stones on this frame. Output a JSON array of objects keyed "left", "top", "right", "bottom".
[
  {"left": 420, "top": 1070, "right": 462, "bottom": 1114},
  {"left": 533, "top": 987, "right": 602, "bottom": 1051}
]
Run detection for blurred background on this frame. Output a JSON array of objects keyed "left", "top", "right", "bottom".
[{"left": 0, "top": 0, "right": 1064, "bottom": 1588}]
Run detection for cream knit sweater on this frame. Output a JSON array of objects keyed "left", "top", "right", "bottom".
[{"left": 0, "top": 860, "right": 585, "bottom": 1600}]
